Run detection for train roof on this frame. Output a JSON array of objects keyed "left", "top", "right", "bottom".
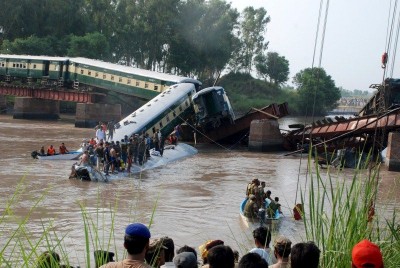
[
  {"left": 112, "top": 82, "right": 197, "bottom": 141},
  {"left": 192, "top": 86, "right": 224, "bottom": 99},
  {"left": 71, "top": 57, "right": 189, "bottom": 83},
  {"left": 0, "top": 54, "right": 69, "bottom": 61}
]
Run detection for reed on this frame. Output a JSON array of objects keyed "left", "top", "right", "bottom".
[{"left": 300, "top": 149, "right": 400, "bottom": 267}]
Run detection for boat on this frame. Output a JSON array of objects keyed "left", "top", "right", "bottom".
[
  {"left": 69, "top": 143, "right": 198, "bottom": 182},
  {"left": 239, "top": 198, "right": 282, "bottom": 229},
  {"left": 32, "top": 150, "right": 83, "bottom": 160}
]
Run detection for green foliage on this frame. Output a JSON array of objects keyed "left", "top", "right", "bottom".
[
  {"left": 300, "top": 150, "right": 400, "bottom": 267},
  {"left": 255, "top": 52, "right": 290, "bottom": 85},
  {"left": 0, "top": 36, "right": 56, "bottom": 55},
  {"left": 230, "top": 7, "right": 270, "bottom": 73},
  {"left": 293, "top": 67, "right": 341, "bottom": 115},
  {"left": 67, "top": 32, "right": 110, "bottom": 60},
  {"left": 340, "top": 87, "right": 372, "bottom": 98}
]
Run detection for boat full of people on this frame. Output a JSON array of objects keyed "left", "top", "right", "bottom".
[
  {"left": 31, "top": 143, "right": 83, "bottom": 160},
  {"left": 69, "top": 142, "right": 198, "bottom": 182}
]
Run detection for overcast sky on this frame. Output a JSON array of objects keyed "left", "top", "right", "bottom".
[{"left": 230, "top": 0, "right": 397, "bottom": 91}]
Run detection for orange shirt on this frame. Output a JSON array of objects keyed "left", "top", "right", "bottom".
[{"left": 47, "top": 147, "right": 55, "bottom": 155}]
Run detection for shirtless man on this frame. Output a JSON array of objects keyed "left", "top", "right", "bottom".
[{"left": 59, "top": 143, "right": 69, "bottom": 154}]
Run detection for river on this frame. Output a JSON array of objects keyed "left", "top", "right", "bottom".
[{"left": 0, "top": 115, "right": 399, "bottom": 267}]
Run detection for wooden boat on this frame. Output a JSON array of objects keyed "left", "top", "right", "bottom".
[
  {"left": 32, "top": 150, "right": 83, "bottom": 160},
  {"left": 240, "top": 198, "right": 281, "bottom": 229}
]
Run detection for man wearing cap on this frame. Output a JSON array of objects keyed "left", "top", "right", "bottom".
[
  {"left": 269, "top": 236, "right": 291, "bottom": 268},
  {"left": 351, "top": 239, "right": 384, "bottom": 268},
  {"left": 99, "top": 222, "right": 151, "bottom": 268},
  {"left": 145, "top": 238, "right": 168, "bottom": 268}
]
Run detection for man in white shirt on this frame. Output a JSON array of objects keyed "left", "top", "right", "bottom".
[{"left": 249, "top": 226, "right": 273, "bottom": 265}]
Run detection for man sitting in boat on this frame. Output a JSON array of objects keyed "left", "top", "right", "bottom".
[
  {"left": 39, "top": 146, "right": 45, "bottom": 156},
  {"left": 59, "top": 143, "right": 69, "bottom": 154},
  {"left": 47, "top": 145, "right": 56, "bottom": 156},
  {"left": 244, "top": 195, "right": 259, "bottom": 219},
  {"left": 267, "top": 197, "right": 282, "bottom": 218}
]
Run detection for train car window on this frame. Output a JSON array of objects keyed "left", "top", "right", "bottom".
[
  {"left": 179, "top": 106, "right": 183, "bottom": 112},
  {"left": 111, "top": 76, "right": 114, "bottom": 81},
  {"left": 119, "top": 77, "right": 122, "bottom": 82},
  {"left": 166, "top": 115, "right": 170, "bottom": 122},
  {"left": 145, "top": 83, "right": 148, "bottom": 88},
  {"left": 13, "top": 63, "right": 15, "bottom": 67},
  {"left": 80, "top": 70, "right": 84, "bottom": 74},
  {"left": 103, "top": 74, "right": 106, "bottom": 79},
  {"left": 173, "top": 111, "right": 176, "bottom": 117},
  {"left": 139, "top": 109, "right": 144, "bottom": 112},
  {"left": 152, "top": 127, "right": 156, "bottom": 133},
  {"left": 33, "top": 64, "right": 37, "bottom": 69},
  {"left": 23, "top": 65, "right": 26, "bottom": 68},
  {"left": 136, "top": 81, "right": 140, "bottom": 86},
  {"left": 88, "top": 71, "right": 92, "bottom": 76},
  {"left": 159, "top": 122, "right": 163, "bottom": 128},
  {"left": 185, "top": 101, "right": 189, "bottom": 107},
  {"left": 154, "top": 85, "right": 158, "bottom": 91},
  {"left": 95, "top": 72, "right": 99, "bottom": 77},
  {"left": 127, "top": 79, "right": 131, "bottom": 84}
]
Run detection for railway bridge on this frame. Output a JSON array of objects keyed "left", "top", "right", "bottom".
[{"left": 0, "top": 55, "right": 195, "bottom": 127}]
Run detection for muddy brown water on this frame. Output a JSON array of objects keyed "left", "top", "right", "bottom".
[{"left": 0, "top": 115, "right": 399, "bottom": 266}]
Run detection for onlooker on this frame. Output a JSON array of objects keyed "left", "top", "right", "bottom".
[
  {"left": 99, "top": 222, "right": 151, "bottom": 268},
  {"left": 173, "top": 252, "right": 198, "bottom": 268},
  {"left": 177, "top": 245, "right": 197, "bottom": 259},
  {"left": 207, "top": 245, "right": 235, "bottom": 268},
  {"left": 269, "top": 236, "right": 291, "bottom": 268},
  {"left": 145, "top": 238, "right": 168, "bottom": 268},
  {"left": 239, "top": 252, "right": 268, "bottom": 268},
  {"left": 94, "top": 250, "right": 115, "bottom": 268},
  {"left": 199, "top": 240, "right": 224, "bottom": 265},
  {"left": 249, "top": 226, "right": 272, "bottom": 265},
  {"left": 159, "top": 236, "right": 175, "bottom": 268},
  {"left": 290, "top": 241, "right": 320, "bottom": 268},
  {"left": 351, "top": 239, "right": 384, "bottom": 268},
  {"left": 36, "top": 251, "right": 60, "bottom": 268}
]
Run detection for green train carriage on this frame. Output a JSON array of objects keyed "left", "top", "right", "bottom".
[{"left": 69, "top": 57, "right": 194, "bottom": 100}]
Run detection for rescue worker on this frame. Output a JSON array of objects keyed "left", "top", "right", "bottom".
[
  {"left": 244, "top": 195, "right": 259, "bottom": 218},
  {"left": 47, "top": 145, "right": 56, "bottom": 156},
  {"left": 59, "top": 142, "right": 69, "bottom": 154}
]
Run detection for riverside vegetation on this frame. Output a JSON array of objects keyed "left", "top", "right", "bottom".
[{"left": 0, "top": 153, "right": 399, "bottom": 267}]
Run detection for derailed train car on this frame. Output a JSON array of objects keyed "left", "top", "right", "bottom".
[{"left": 192, "top": 86, "right": 235, "bottom": 129}]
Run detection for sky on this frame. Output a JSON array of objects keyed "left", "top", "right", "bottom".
[{"left": 230, "top": 0, "right": 398, "bottom": 91}]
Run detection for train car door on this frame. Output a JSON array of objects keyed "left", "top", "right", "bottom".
[{"left": 43, "top": 61, "right": 50, "bottom": 76}]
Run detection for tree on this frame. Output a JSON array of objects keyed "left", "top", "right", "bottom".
[
  {"left": 1, "top": 36, "right": 56, "bottom": 55},
  {"left": 67, "top": 32, "right": 110, "bottom": 59},
  {"left": 230, "top": 7, "right": 270, "bottom": 73},
  {"left": 293, "top": 67, "right": 341, "bottom": 115},
  {"left": 255, "top": 51, "right": 289, "bottom": 85}
]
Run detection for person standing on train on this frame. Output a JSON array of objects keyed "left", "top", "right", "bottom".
[
  {"left": 153, "top": 130, "right": 160, "bottom": 152},
  {"left": 107, "top": 120, "right": 115, "bottom": 141}
]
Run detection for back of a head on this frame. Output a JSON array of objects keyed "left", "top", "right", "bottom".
[
  {"left": 173, "top": 252, "right": 197, "bottom": 268},
  {"left": 161, "top": 236, "right": 175, "bottom": 262},
  {"left": 290, "top": 241, "right": 320, "bottom": 268},
  {"left": 177, "top": 245, "right": 197, "bottom": 259},
  {"left": 351, "top": 239, "right": 383, "bottom": 268},
  {"left": 253, "top": 226, "right": 272, "bottom": 247},
  {"left": 207, "top": 245, "right": 235, "bottom": 268},
  {"left": 274, "top": 236, "right": 292, "bottom": 258},
  {"left": 238, "top": 252, "right": 268, "bottom": 268},
  {"left": 124, "top": 223, "right": 151, "bottom": 255}
]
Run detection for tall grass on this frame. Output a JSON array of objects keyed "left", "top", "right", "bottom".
[{"left": 301, "top": 149, "right": 400, "bottom": 267}]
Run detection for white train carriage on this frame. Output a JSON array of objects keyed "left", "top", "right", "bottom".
[{"left": 112, "top": 82, "right": 199, "bottom": 141}]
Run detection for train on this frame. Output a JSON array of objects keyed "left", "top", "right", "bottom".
[
  {"left": 112, "top": 82, "right": 199, "bottom": 141},
  {"left": 192, "top": 86, "right": 235, "bottom": 129},
  {"left": 0, "top": 54, "right": 199, "bottom": 100}
]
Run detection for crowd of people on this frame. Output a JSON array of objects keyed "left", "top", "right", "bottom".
[
  {"left": 36, "top": 222, "right": 385, "bottom": 268},
  {"left": 77, "top": 121, "right": 181, "bottom": 175}
]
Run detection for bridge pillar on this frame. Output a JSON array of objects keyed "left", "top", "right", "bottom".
[
  {"left": 75, "top": 103, "right": 121, "bottom": 128},
  {"left": 13, "top": 97, "right": 59, "bottom": 119},
  {"left": 385, "top": 132, "right": 400, "bottom": 171},
  {"left": 248, "top": 119, "right": 283, "bottom": 151}
]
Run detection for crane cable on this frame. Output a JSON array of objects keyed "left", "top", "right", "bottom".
[{"left": 294, "top": 0, "right": 330, "bottom": 207}]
